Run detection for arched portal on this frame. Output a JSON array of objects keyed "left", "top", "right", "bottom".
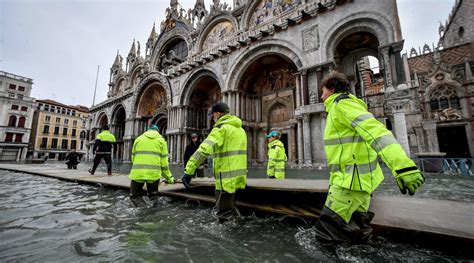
[
  {"left": 184, "top": 74, "right": 221, "bottom": 134},
  {"left": 236, "top": 54, "right": 298, "bottom": 163},
  {"left": 136, "top": 82, "right": 169, "bottom": 135},
  {"left": 334, "top": 32, "right": 382, "bottom": 98},
  {"left": 111, "top": 105, "right": 126, "bottom": 161}
]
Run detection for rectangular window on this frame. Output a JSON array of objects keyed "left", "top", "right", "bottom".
[
  {"left": 72, "top": 111, "right": 76, "bottom": 116},
  {"left": 43, "top": 125, "right": 50, "bottom": 133},
  {"left": 20, "top": 106, "right": 28, "bottom": 111},
  {"left": 54, "top": 126, "right": 60, "bottom": 135},
  {"left": 66, "top": 109, "right": 71, "bottom": 115},
  {"left": 45, "top": 116, "right": 51, "bottom": 122},
  {"left": 64, "top": 119, "right": 69, "bottom": 125},
  {"left": 61, "top": 108, "right": 66, "bottom": 114},
  {"left": 56, "top": 117, "right": 61, "bottom": 124},
  {"left": 8, "top": 93, "right": 15, "bottom": 98},
  {"left": 44, "top": 105, "right": 50, "bottom": 111},
  {"left": 61, "top": 139, "right": 68, "bottom": 149},
  {"left": 5, "top": 133, "right": 14, "bottom": 142},
  {"left": 71, "top": 140, "right": 77, "bottom": 150},
  {"left": 49, "top": 152, "right": 56, "bottom": 159},
  {"left": 15, "top": 134, "right": 23, "bottom": 143},
  {"left": 63, "top": 128, "right": 68, "bottom": 135},
  {"left": 51, "top": 138, "right": 58, "bottom": 148},
  {"left": 9, "top": 84, "right": 16, "bottom": 90},
  {"left": 11, "top": 105, "right": 19, "bottom": 110},
  {"left": 17, "top": 94, "right": 23, "bottom": 100},
  {"left": 73, "top": 120, "right": 77, "bottom": 127},
  {"left": 51, "top": 106, "right": 55, "bottom": 112},
  {"left": 18, "top": 86, "right": 25, "bottom": 91},
  {"left": 41, "top": 138, "right": 48, "bottom": 148},
  {"left": 80, "top": 141, "right": 84, "bottom": 150},
  {"left": 71, "top": 129, "right": 76, "bottom": 137}
]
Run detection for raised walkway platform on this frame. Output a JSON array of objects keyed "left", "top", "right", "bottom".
[{"left": 1, "top": 163, "right": 473, "bottom": 251}]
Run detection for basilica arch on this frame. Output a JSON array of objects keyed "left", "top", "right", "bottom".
[
  {"left": 227, "top": 43, "right": 302, "bottom": 163},
  {"left": 133, "top": 73, "right": 172, "bottom": 136},
  {"left": 111, "top": 104, "right": 126, "bottom": 161}
]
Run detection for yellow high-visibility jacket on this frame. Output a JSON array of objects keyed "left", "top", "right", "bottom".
[
  {"left": 324, "top": 92, "right": 419, "bottom": 193},
  {"left": 129, "top": 130, "right": 174, "bottom": 183},
  {"left": 267, "top": 139, "right": 287, "bottom": 179},
  {"left": 185, "top": 114, "right": 247, "bottom": 193}
]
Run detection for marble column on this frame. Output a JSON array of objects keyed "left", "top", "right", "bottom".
[
  {"left": 422, "top": 120, "right": 440, "bottom": 153},
  {"left": 301, "top": 70, "right": 309, "bottom": 105},
  {"left": 380, "top": 46, "right": 394, "bottom": 92},
  {"left": 169, "top": 135, "right": 175, "bottom": 163},
  {"left": 297, "top": 117, "right": 304, "bottom": 165},
  {"left": 295, "top": 73, "right": 301, "bottom": 108},
  {"left": 236, "top": 92, "right": 241, "bottom": 117},
  {"left": 413, "top": 126, "right": 425, "bottom": 153},
  {"left": 177, "top": 134, "right": 182, "bottom": 164},
  {"left": 389, "top": 100, "right": 410, "bottom": 155},
  {"left": 302, "top": 114, "right": 312, "bottom": 167}
]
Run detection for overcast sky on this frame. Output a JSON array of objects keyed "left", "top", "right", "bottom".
[{"left": 0, "top": 0, "right": 455, "bottom": 107}]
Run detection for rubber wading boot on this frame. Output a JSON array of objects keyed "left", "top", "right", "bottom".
[
  {"left": 315, "top": 206, "right": 374, "bottom": 246},
  {"left": 131, "top": 197, "right": 146, "bottom": 208}
]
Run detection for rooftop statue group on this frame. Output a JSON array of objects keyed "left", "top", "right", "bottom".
[{"left": 87, "top": 71, "right": 424, "bottom": 246}]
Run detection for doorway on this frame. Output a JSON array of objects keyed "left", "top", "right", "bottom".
[{"left": 437, "top": 126, "right": 470, "bottom": 158}]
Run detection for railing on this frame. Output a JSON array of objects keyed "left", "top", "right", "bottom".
[{"left": 415, "top": 157, "right": 473, "bottom": 176}]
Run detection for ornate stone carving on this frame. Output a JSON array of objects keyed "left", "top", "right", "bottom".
[
  {"left": 440, "top": 108, "right": 461, "bottom": 120},
  {"left": 302, "top": 25, "right": 319, "bottom": 52}
]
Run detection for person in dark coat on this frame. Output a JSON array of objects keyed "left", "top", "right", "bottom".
[
  {"left": 183, "top": 133, "right": 205, "bottom": 177},
  {"left": 65, "top": 149, "right": 80, "bottom": 169}
]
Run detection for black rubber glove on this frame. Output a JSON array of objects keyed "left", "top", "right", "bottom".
[{"left": 182, "top": 174, "right": 192, "bottom": 189}]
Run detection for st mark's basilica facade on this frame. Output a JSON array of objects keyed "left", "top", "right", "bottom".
[{"left": 88, "top": 0, "right": 474, "bottom": 166}]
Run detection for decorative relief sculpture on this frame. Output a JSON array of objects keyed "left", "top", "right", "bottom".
[
  {"left": 303, "top": 25, "right": 319, "bottom": 52},
  {"left": 202, "top": 21, "right": 235, "bottom": 51},
  {"left": 440, "top": 108, "right": 461, "bottom": 120}
]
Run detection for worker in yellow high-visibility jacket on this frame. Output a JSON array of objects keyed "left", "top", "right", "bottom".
[
  {"left": 315, "top": 71, "right": 424, "bottom": 245},
  {"left": 129, "top": 124, "right": 175, "bottom": 207},
  {"left": 266, "top": 131, "right": 287, "bottom": 179},
  {"left": 183, "top": 102, "right": 247, "bottom": 223}
]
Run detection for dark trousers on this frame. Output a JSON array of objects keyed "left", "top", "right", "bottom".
[
  {"left": 91, "top": 154, "right": 112, "bottom": 173},
  {"left": 215, "top": 190, "right": 238, "bottom": 223},
  {"left": 130, "top": 180, "right": 159, "bottom": 200}
]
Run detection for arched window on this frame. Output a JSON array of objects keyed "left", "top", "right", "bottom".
[
  {"left": 17, "top": 117, "right": 26, "bottom": 128},
  {"left": 429, "top": 86, "right": 460, "bottom": 111},
  {"left": 8, "top": 116, "right": 17, "bottom": 127}
]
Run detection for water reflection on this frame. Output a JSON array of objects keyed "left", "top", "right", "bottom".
[{"left": 1, "top": 170, "right": 471, "bottom": 261}]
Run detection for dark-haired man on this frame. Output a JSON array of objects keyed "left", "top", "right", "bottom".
[
  {"left": 89, "top": 125, "right": 116, "bottom": 176},
  {"left": 315, "top": 71, "right": 424, "bottom": 245}
]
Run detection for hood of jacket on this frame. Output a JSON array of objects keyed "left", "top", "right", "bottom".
[
  {"left": 268, "top": 139, "right": 284, "bottom": 148},
  {"left": 143, "top": 130, "right": 162, "bottom": 139},
  {"left": 214, "top": 114, "right": 242, "bottom": 129},
  {"left": 323, "top": 92, "right": 367, "bottom": 113}
]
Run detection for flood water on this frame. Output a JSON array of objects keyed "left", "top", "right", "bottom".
[{"left": 1, "top": 165, "right": 473, "bottom": 262}]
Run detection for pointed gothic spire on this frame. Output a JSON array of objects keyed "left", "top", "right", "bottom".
[
  {"left": 148, "top": 23, "right": 158, "bottom": 42},
  {"left": 128, "top": 39, "right": 137, "bottom": 58},
  {"left": 113, "top": 50, "right": 122, "bottom": 67}
]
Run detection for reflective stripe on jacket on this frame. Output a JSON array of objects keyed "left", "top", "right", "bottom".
[
  {"left": 129, "top": 130, "right": 173, "bottom": 183},
  {"left": 323, "top": 92, "right": 418, "bottom": 193},
  {"left": 184, "top": 114, "right": 247, "bottom": 194},
  {"left": 267, "top": 139, "right": 287, "bottom": 179}
]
